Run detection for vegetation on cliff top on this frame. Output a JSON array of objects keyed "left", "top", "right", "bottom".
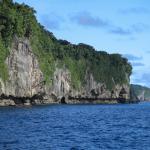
[
  {"left": 131, "top": 84, "right": 150, "bottom": 100},
  {"left": 0, "top": 0, "right": 132, "bottom": 89}
]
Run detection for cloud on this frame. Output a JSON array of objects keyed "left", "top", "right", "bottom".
[
  {"left": 133, "top": 73, "right": 150, "bottom": 87},
  {"left": 109, "top": 23, "right": 149, "bottom": 36},
  {"left": 109, "top": 27, "right": 131, "bottom": 35},
  {"left": 123, "top": 54, "right": 143, "bottom": 61},
  {"left": 119, "top": 7, "right": 150, "bottom": 14},
  {"left": 39, "top": 13, "right": 64, "bottom": 30},
  {"left": 70, "top": 12, "right": 110, "bottom": 27},
  {"left": 70, "top": 11, "right": 148, "bottom": 36},
  {"left": 123, "top": 54, "right": 144, "bottom": 68},
  {"left": 142, "top": 73, "right": 150, "bottom": 86},
  {"left": 131, "top": 23, "right": 149, "bottom": 33},
  {"left": 131, "top": 62, "right": 145, "bottom": 67}
]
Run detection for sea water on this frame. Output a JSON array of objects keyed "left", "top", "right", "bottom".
[{"left": 0, "top": 102, "right": 150, "bottom": 150}]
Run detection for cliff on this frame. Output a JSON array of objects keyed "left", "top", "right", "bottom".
[
  {"left": 131, "top": 84, "right": 150, "bottom": 101},
  {"left": 0, "top": 0, "right": 133, "bottom": 106}
]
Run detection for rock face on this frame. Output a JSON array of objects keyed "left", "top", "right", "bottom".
[
  {"left": 0, "top": 99, "right": 15, "bottom": 106},
  {"left": 130, "top": 84, "right": 150, "bottom": 101},
  {"left": 47, "top": 68, "right": 130, "bottom": 104},
  {"left": 51, "top": 68, "right": 71, "bottom": 99},
  {"left": 1, "top": 37, "right": 44, "bottom": 97},
  {"left": 0, "top": 37, "right": 131, "bottom": 106}
]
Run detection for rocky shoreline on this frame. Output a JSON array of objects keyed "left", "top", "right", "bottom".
[{"left": 0, "top": 96, "right": 139, "bottom": 107}]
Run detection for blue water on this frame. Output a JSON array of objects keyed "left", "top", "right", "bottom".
[{"left": 0, "top": 102, "right": 150, "bottom": 150}]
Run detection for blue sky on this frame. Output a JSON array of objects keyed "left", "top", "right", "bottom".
[{"left": 14, "top": 0, "right": 150, "bottom": 87}]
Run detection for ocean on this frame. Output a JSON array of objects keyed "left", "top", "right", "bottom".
[{"left": 0, "top": 102, "right": 150, "bottom": 150}]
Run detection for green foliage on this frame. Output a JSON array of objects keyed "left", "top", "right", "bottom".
[
  {"left": 131, "top": 84, "right": 150, "bottom": 100},
  {"left": 63, "top": 57, "right": 87, "bottom": 89},
  {"left": 0, "top": 39, "right": 9, "bottom": 81},
  {"left": 30, "top": 25, "right": 56, "bottom": 84},
  {"left": 0, "top": 1, "right": 132, "bottom": 90}
]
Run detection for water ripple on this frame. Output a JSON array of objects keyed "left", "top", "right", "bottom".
[{"left": 0, "top": 102, "right": 150, "bottom": 149}]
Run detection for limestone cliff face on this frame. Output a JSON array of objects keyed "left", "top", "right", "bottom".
[
  {"left": 84, "top": 72, "right": 130, "bottom": 100},
  {"left": 49, "top": 68, "right": 130, "bottom": 103},
  {"left": 0, "top": 37, "right": 131, "bottom": 106},
  {"left": 52, "top": 68, "right": 71, "bottom": 97},
  {"left": 0, "top": 37, "right": 44, "bottom": 98}
]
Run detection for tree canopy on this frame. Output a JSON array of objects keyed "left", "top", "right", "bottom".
[{"left": 0, "top": 0, "right": 132, "bottom": 89}]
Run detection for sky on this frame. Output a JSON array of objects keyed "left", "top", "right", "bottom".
[{"left": 14, "top": 0, "right": 150, "bottom": 87}]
